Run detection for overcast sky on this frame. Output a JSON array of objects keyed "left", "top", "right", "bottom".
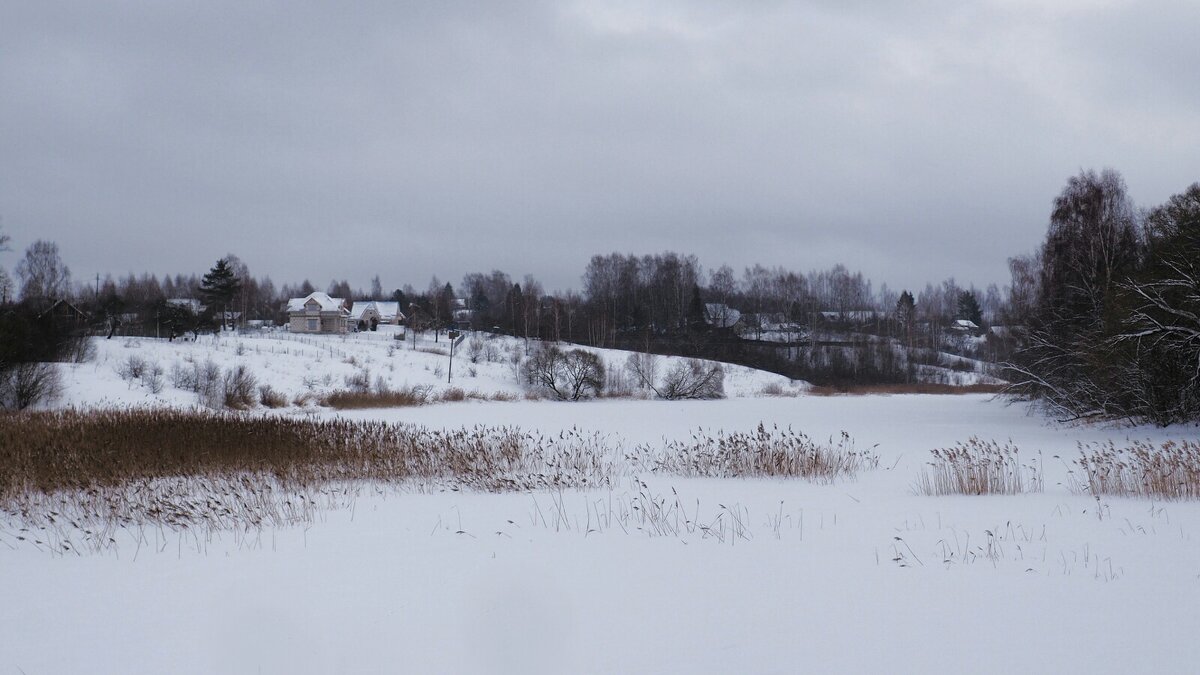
[{"left": 2, "top": 1, "right": 1198, "bottom": 296}]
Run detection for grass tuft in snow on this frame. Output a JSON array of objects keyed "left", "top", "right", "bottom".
[
  {"left": 1073, "top": 439, "right": 1200, "bottom": 500},
  {"left": 641, "top": 424, "right": 877, "bottom": 481},
  {"left": 914, "top": 438, "right": 1042, "bottom": 496}
]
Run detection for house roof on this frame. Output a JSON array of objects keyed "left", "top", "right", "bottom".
[
  {"left": 704, "top": 303, "right": 742, "bottom": 328},
  {"left": 349, "top": 300, "right": 405, "bottom": 321},
  {"left": 166, "top": 298, "right": 202, "bottom": 312},
  {"left": 953, "top": 319, "right": 980, "bottom": 330},
  {"left": 373, "top": 301, "right": 403, "bottom": 320},
  {"left": 287, "top": 292, "right": 347, "bottom": 314},
  {"left": 349, "top": 302, "right": 376, "bottom": 320}
]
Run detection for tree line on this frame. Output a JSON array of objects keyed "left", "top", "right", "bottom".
[
  {"left": 1004, "top": 170, "right": 1200, "bottom": 425},
  {"left": 3, "top": 166, "right": 1196, "bottom": 422}
]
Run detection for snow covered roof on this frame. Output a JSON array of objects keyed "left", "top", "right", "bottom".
[
  {"left": 373, "top": 302, "right": 403, "bottom": 321},
  {"left": 349, "top": 301, "right": 404, "bottom": 322},
  {"left": 953, "top": 319, "right": 980, "bottom": 330},
  {"left": 166, "top": 298, "right": 202, "bottom": 312},
  {"left": 287, "top": 292, "right": 347, "bottom": 314},
  {"left": 704, "top": 303, "right": 742, "bottom": 328},
  {"left": 819, "top": 310, "right": 878, "bottom": 322},
  {"left": 349, "top": 302, "right": 375, "bottom": 320}
]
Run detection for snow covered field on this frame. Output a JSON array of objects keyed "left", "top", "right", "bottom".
[
  {"left": 4, "top": 335, "right": 1200, "bottom": 674},
  {"left": 55, "top": 329, "right": 804, "bottom": 409}
]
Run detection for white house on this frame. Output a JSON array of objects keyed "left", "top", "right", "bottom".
[
  {"left": 349, "top": 301, "right": 406, "bottom": 330},
  {"left": 287, "top": 292, "right": 350, "bottom": 334}
]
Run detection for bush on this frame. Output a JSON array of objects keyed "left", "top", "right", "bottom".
[
  {"left": 344, "top": 368, "right": 371, "bottom": 393},
  {"left": 145, "top": 365, "right": 165, "bottom": 394},
  {"left": 626, "top": 353, "right": 725, "bottom": 400},
  {"left": 0, "top": 362, "right": 62, "bottom": 410},
  {"left": 117, "top": 355, "right": 149, "bottom": 381},
  {"left": 259, "top": 384, "right": 288, "bottom": 408},
  {"left": 222, "top": 365, "right": 257, "bottom": 409},
  {"left": 321, "top": 385, "right": 432, "bottom": 409},
  {"left": 523, "top": 346, "right": 604, "bottom": 400},
  {"left": 659, "top": 359, "right": 725, "bottom": 400}
]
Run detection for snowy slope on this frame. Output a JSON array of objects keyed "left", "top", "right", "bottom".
[
  {"left": 5, "top": 337, "right": 1200, "bottom": 674},
  {"left": 52, "top": 329, "right": 806, "bottom": 411}
]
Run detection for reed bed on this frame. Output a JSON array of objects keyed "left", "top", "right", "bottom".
[
  {"left": 639, "top": 424, "right": 877, "bottom": 481},
  {"left": 914, "top": 438, "right": 1042, "bottom": 496},
  {"left": 0, "top": 410, "right": 619, "bottom": 551},
  {"left": 1074, "top": 439, "right": 1200, "bottom": 500}
]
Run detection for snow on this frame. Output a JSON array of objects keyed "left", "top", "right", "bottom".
[
  {"left": 52, "top": 330, "right": 803, "bottom": 410},
  {"left": 285, "top": 292, "right": 347, "bottom": 314},
  {"left": 5, "top": 335, "right": 1200, "bottom": 673}
]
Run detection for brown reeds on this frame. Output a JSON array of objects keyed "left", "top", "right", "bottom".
[
  {"left": 914, "top": 438, "right": 1042, "bottom": 496},
  {"left": 0, "top": 411, "right": 619, "bottom": 549},
  {"left": 1074, "top": 439, "right": 1200, "bottom": 500},
  {"left": 641, "top": 424, "right": 877, "bottom": 482}
]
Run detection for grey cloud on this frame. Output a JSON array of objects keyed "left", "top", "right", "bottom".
[{"left": 1, "top": 1, "right": 1196, "bottom": 295}]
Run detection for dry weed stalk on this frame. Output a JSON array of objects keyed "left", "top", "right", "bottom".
[
  {"left": 915, "top": 438, "right": 1042, "bottom": 496},
  {"left": 641, "top": 424, "right": 877, "bottom": 481},
  {"left": 1074, "top": 439, "right": 1200, "bottom": 500}
]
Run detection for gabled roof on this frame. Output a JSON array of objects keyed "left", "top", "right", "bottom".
[
  {"left": 349, "top": 300, "right": 405, "bottom": 321},
  {"left": 37, "top": 298, "right": 90, "bottom": 321},
  {"left": 373, "top": 301, "right": 403, "bottom": 321},
  {"left": 349, "top": 302, "right": 380, "bottom": 321},
  {"left": 704, "top": 303, "right": 742, "bottom": 328},
  {"left": 287, "top": 292, "right": 347, "bottom": 314}
]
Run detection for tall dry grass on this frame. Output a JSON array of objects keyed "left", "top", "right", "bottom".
[
  {"left": 0, "top": 410, "right": 619, "bottom": 552},
  {"left": 914, "top": 438, "right": 1042, "bottom": 496},
  {"left": 640, "top": 424, "right": 877, "bottom": 481},
  {"left": 1074, "top": 439, "right": 1200, "bottom": 500}
]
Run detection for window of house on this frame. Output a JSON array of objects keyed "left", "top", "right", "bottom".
[{"left": 307, "top": 318, "right": 319, "bottom": 331}]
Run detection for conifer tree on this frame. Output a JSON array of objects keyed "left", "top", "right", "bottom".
[{"left": 199, "top": 258, "right": 241, "bottom": 331}]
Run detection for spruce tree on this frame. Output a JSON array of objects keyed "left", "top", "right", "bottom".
[{"left": 199, "top": 258, "right": 241, "bottom": 331}]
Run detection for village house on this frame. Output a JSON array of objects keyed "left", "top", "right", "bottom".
[
  {"left": 704, "top": 303, "right": 742, "bottom": 329},
  {"left": 286, "top": 292, "right": 350, "bottom": 334},
  {"left": 349, "top": 301, "right": 405, "bottom": 331}
]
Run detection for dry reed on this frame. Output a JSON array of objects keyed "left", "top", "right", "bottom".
[
  {"left": 914, "top": 438, "right": 1042, "bottom": 496},
  {"left": 640, "top": 424, "right": 877, "bottom": 481},
  {"left": 1074, "top": 439, "right": 1200, "bottom": 500}
]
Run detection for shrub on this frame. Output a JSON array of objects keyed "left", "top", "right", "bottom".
[
  {"left": 196, "top": 360, "right": 223, "bottom": 408},
  {"left": 914, "top": 438, "right": 1042, "bottom": 496},
  {"left": 321, "top": 385, "right": 432, "bottom": 409},
  {"left": 660, "top": 359, "right": 724, "bottom": 400},
  {"left": 523, "top": 346, "right": 604, "bottom": 400},
  {"left": 626, "top": 353, "right": 724, "bottom": 400},
  {"left": 625, "top": 352, "right": 659, "bottom": 392},
  {"left": 117, "top": 355, "right": 149, "bottom": 381},
  {"left": 259, "top": 384, "right": 288, "bottom": 408},
  {"left": 344, "top": 368, "right": 371, "bottom": 393},
  {"left": 144, "top": 365, "right": 165, "bottom": 394},
  {"left": 222, "top": 365, "right": 258, "bottom": 409},
  {"left": 0, "top": 362, "right": 62, "bottom": 410}
]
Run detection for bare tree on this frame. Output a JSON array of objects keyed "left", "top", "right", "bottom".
[
  {"left": 16, "top": 240, "right": 71, "bottom": 305},
  {"left": 523, "top": 345, "right": 604, "bottom": 400}
]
